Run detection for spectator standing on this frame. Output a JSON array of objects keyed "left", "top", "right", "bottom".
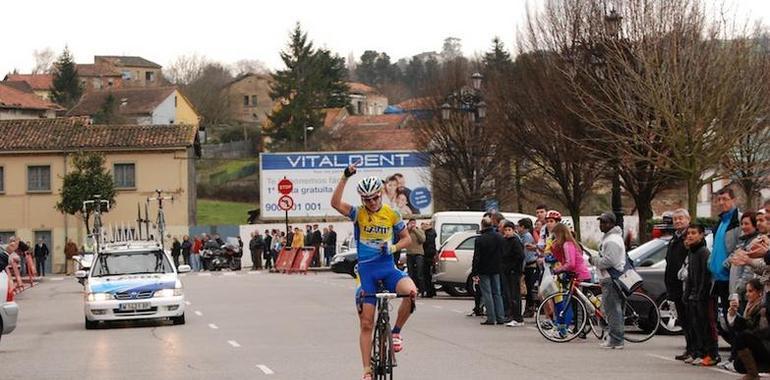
[
  {"left": 18, "top": 240, "right": 30, "bottom": 276},
  {"left": 171, "top": 237, "right": 181, "bottom": 268},
  {"left": 727, "top": 278, "right": 769, "bottom": 378},
  {"left": 304, "top": 225, "right": 313, "bottom": 247},
  {"left": 64, "top": 238, "right": 79, "bottom": 275},
  {"left": 683, "top": 224, "right": 720, "bottom": 366},
  {"left": 518, "top": 219, "right": 539, "bottom": 318},
  {"left": 405, "top": 219, "right": 426, "bottom": 295},
  {"left": 292, "top": 227, "right": 305, "bottom": 250},
  {"left": 191, "top": 235, "right": 203, "bottom": 271},
  {"left": 263, "top": 230, "right": 273, "bottom": 270},
  {"left": 422, "top": 222, "right": 437, "bottom": 298},
  {"left": 34, "top": 238, "right": 48, "bottom": 276},
  {"left": 592, "top": 212, "right": 626, "bottom": 349},
  {"left": 667, "top": 209, "right": 694, "bottom": 361},
  {"left": 312, "top": 224, "right": 323, "bottom": 267},
  {"left": 325, "top": 225, "right": 338, "bottom": 266},
  {"left": 181, "top": 235, "right": 192, "bottom": 266},
  {"left": 286, "top": 227, "right": 294, "bottom": 248},
  {"left": 249, "top": 231, "right": 264, "bottom": 270},
  {"left": 534, "top": 204, "right": 548, "bottom": 243},
  {"left": 472, "top": 216, "right": 507, "bottom": 325},
  {"left": 501, "top": 220, "right": 525, "bottom": 326},
  {"left": 711, "top": 188, "right": 741, "bottom": 342}
]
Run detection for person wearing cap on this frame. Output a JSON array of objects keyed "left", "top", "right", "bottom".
[{"left": 591, "top": 212, "right": 627, "bottom": 349}]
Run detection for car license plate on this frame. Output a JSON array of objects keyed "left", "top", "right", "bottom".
[{"left": 119, "top": 302, "right": 151, "bottom": 311}]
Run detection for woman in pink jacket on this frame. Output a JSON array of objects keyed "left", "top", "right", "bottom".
[{"left": 550, "top": 223, "right": 591, "bottom": 282}]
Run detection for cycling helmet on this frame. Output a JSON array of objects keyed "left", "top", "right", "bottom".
[
  {"left": 357, "top": 176, "right": 384, "bottom": 198},
  {"left": 561, "top": 218, "right": 573, "bottom": 231},
  {"left": 545, "top": 210, "right": 562, "bottom": 221}
]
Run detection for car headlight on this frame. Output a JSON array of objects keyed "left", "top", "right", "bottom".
[
  {"left": 154, "top": 281, "right": 183, "bottom": 297},
  {"left": 87, "top": 292, "right": 113, "bottom": 302}
]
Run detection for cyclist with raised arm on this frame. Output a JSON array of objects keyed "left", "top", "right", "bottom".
[{"left": 331, "top": 161, "right": 417, "bottom": 380}]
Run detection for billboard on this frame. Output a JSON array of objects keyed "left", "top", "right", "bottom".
[{"left": 260, "top": 151, "right": 432, "bottom": 218}]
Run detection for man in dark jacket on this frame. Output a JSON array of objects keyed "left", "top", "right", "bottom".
[
  {"left": 311, "top": 224, "right": 323, "bottom": 267},
  {"left": 472, "top": 216, "right": 508, "bottom": 325},
  {"left": 33, "top": 239, "right": 48, "bottom": 276},
  {"left": 170, "top": 237, "right": 181, "bottom": 268},
  {"left": 323, "top": 225, "right": 337, "bottom": 267},
  {"left": 500, "top": 220, "right": 525, "bottom": 325},
  {"left": 684, "top": 224, "right": 719, "bottom": 366},
  {"left": 667, "top": 209, "right": 693, "bottom": 361},
  {"left": 263, "top": 230, "right": 273, "bottom": 270},
  {"left": 286, "top": 226, "right": 294, "bottom": 248},
  {"left": 181, "top": 235, "right": 192, "bottom": 266},
  {"left": 249, "top": 231, "right": 264, "bottom": 270},
  {"left": 422, "top": 222, "right": 438, "bottom": 298}
]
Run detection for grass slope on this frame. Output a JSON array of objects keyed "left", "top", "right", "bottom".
[{"left": 197, "top": 199, "right": 255, "bottom": 225}]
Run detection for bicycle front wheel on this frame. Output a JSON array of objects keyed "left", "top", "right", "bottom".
[
  {"left": 535, "top": 292, "right": 587, "bottom": 343},
  {"left": 623, "top": 292, "right": 659, "bottom": 343}
]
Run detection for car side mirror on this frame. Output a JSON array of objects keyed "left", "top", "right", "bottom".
[
  {"left": 74, "top": 270, "right": 88, "bottom": 279},
  {"left": 177, "top": 265, "right": 192, "bottom": 273}
]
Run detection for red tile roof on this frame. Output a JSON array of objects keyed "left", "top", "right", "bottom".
[
  {"left": 95, "top": 56, "right": 162, "bottom": 69},
  {"left": 347, "top": 82, "right": 380, "bottom": 95},
  {"left": 3, "top": 74, "right": 53, "bottom": 91},
  {"left": 333, "top": 114, "right": 419, "bottom": 150},
  {"left": 0, "top": 118, "right": 198, "bottom": 153},
  {"left": 0, "top": 83, "right": 62, "bottom": 111},
  {"left": 396, "top": 97, "right": 437, "bottom": 111},
  {"left": 76, "top": 63, "right": 122, "bottom": 77},
  {"left": 322, "top": 108, "right": 348, "bottom": 129},
  {"left": 68, "top": 86, "right": 177, "bottom": 117}
]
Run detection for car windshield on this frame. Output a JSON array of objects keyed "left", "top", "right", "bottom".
[
  {"left": 628, "top": 238, "right": 669, "bottom": 267},
  {"left": 91, "top": 250, "right": 174, "bottom": 277}
]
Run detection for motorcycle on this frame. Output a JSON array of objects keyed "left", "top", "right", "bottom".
[
  {"left": 200, "top": 242, "right": 241, "bottom": 271},
  {"left": 72, "top": 253, "right": 94, "bottom": 286}
]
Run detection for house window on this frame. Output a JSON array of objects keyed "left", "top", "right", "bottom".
[
  {"left": 122, "top": 70, "right": 132, "bottom": 80},
  {"left": 93, "top": 78, "right": 102, "bottom": 90},
  {"left": 0, "top": 166, "right": 4, "bottom": 193},
  {"left": 251, "top": 95, "right": 257, "bottom": 107},
  {"left": 108, "top": 80, "right": 114, "bottom": 87},
  {"left": 27, "top": 165, "right": 51, "bottom": 192},
  {"left": 146, "top": 71, "right": 155, "bottom": 82},
  {"left": 243, "top": 95, "right": 250, "bottom": 107},
  {"left": 113, "top": 163, "right": 136, "bottom": 189},
  {"left": 174, "top": 96, "right": 178, "bottom": 107}
]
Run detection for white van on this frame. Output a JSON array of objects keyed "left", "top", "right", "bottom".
[{"left": 430, "top": 211, "right": 537, "bottom": 248}]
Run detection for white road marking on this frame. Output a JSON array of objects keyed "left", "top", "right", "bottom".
[
  {"left": 194, "top": 311, "right": 203, "bottom": 316},
  {"left": 198, "top": 273, "right": 212, "bottom": 277},
  {"left": 184, "top": 301, "right": 191, "bottom": 306},
  {"left": 431, "top": 305, "right": 443, "bottom": 309},
  {"left": 645, "top": 353, "right": 675, "bottom": 362},
  {"left": 451, "top": 309, "right": 464, "bottom": 314},
  {"left": 416, "top": 301, "right": 425, "bottom": 306},
  {"left": 228, "top": 340, "right": 241, "bottom": 348},
  {"left": 256, "top": 365, "right": 275, "bottom": 375},
  {"left": 223, "top": 272, "right": 237, "bottom": 276},
  {"left": 48, "top": 277, "right": 65, "bottom": 281},
  {"left": 646, "top": 353, "right": 740, "bottom": 377},
  {"left": 208, "top": 323, "right": 219, "bottom": 329}
]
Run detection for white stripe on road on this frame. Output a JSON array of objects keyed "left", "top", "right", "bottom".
[
  {"left": 223, "top": 272, "right": 236, "bottom": 276},
  {"left": 451, "top": 309, "right": 464, "bottom": 314},
  {"left": 256, "top": 365, "right": 275, "bottom": 375},
  {"left": 198, "top": 273, "right": 212, "bottom": 277},
  {"left": 48, "top": 277, "right": 65, "bottom": 281},
  {"left": 194, "top": 311, "right": 203, "bottom": 316},
  {"left": 184, "top": 301, "right": 191, "bottom": 306},
  {"left": 208, "top": 323, "right": 219, "bottom": 329},
  {"left": 431, "top": 305, "right": 443, "bottom": 309},
  {"left": 645, "top": 353, "right": 676, "bottom": 362},
  {"left": 228, "top": 340, "right": 241, "bottom": 348}
]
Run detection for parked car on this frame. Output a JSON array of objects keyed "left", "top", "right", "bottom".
[
  {"left": 0, "top": 270, "right": 19, "bottom": 342},
  {"left": 330, "top": 249, "right": 407, "bottom": 279},
  {"left": 430, "top": 211, "right": 537, "bottom": 248}
]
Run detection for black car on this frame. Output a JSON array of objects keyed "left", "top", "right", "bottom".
[{"left": 330, "top": 250, "right": 357, "bottom": 278}]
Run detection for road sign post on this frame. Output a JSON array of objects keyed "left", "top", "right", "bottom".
[{"left": 277, "top": 177, "right": 294, "bottom": 236}]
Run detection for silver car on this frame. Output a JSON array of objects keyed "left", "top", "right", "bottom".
[{"left": 0, "top": 270, "right": 19, "bottom": 341}]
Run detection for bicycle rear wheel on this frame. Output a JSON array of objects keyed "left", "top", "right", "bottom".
[
  {"left": 623, "top": 292, "right": 659, "bottom": 343},
  {"left": 371, "top": 307, "right": 394, "bottom": 379},
  {"left": 535, "top": 292, "right": 587, "bottom": 343},
  {"left": 588, "top": 312, "right": 606, "bottom": 340}
]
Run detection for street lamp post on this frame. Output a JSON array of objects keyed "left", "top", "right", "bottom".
[
  {"left": 303, "top": 125, "right": 314, "bottom": 151},
  {"left": 604, "top": 9, "right": 625, "bottom": 228},
  {"left": 442, "top": 73, "right": 489, "bottom": 211}
]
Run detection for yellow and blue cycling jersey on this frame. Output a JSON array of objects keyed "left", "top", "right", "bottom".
[
  {"left": 348, "top": 204, "right": 405, "bottom": 264},
  {"left": 349, "top": 204, "right": 408, "bottom": 306}
]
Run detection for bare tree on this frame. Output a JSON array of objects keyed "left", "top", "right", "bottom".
[
  {"left": 231, "top": 59, "right": 269, "bottom": 76},
  {"left": 164, "top": 54, "right": 210, "bottom": 85},
  {"left": 31, "top": 48, "right": 56, "bottom": 74},
  {"left": 723, "top": 125, "right": 770, "bottom": 209}
]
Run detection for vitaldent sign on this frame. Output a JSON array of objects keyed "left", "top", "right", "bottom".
[{"left": 259, "top": 151, "right": 432, "bottom": 219}]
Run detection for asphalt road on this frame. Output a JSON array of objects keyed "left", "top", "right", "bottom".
[{"left": 1, "top": 271, "right": 740, "bottom": 380}]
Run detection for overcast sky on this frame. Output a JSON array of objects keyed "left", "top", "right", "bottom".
[{"left": 2, "top": 0, "right": 769, "bottom": 76}]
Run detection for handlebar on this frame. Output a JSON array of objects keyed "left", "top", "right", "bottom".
[{"left": 358, "top": 293, "right": 413, "bottom": 299}]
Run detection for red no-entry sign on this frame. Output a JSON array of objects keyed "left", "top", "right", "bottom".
[
  {"left": 278, "top": 178, "right": 293, "bottom": 195},
  {"left": 278, "top": 195, "right": 294, "bottom": 211}
]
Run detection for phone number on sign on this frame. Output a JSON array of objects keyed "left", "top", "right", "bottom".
[{"left": 264, "top": 202, "right": 323, "bottom": 212}]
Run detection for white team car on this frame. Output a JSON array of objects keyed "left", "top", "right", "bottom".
[{"left": 76, "top": 241, "right": 190, "bottom": 329}]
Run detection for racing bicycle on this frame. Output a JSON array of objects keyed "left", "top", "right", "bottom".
[
  {"left": 535, "top": 274, "right": 660, "bottom": 343},
  {"left": 359, "top": 290, "right": 413, "bottom": 380}
]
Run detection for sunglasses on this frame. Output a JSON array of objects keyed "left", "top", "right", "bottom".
[{"left": 362, "top": 195, "right": 381, "bottom": 203}]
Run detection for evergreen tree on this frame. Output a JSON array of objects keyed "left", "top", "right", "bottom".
[
  {"left": 404, "top": 56, "right": 426, "bottom": 95},
  {"left": 50, "top": 47, "right": 83, "bottom": 109},
  {"left": 55, "top": 152, "right": 116, "bottom": 232},
  {"left": 355, "top": 50, "right": 379, "bottom": 85},
  {"left": 424, "top": 55, "right": 441, "bottom": 85},
  {"left": 268, "top": 23, "right": 349, "bottom": 150},
  {"left": 92, "top": 93, "right": 126, "bottom": 125},
  {"left": 374, "top": 52, "right": 400, "bottom": 86},
  {"left": 483, "top": 37, "right": 513, "bottom": 75}
]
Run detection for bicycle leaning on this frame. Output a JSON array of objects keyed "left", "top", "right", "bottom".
[
  {"left": 535, "top": 273, "right": 660, "bottom": 343},
  {"left": 358, "top": 291, "right": 414, "bottom": 380}
]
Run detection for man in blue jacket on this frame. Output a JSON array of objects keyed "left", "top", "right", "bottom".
[{"left": 710, "top": 188, "right": 741, "bottom": 343}]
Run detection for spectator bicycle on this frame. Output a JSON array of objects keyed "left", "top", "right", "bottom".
[{"left": 535, "top": 274, "right": 660, "bottom": 343}]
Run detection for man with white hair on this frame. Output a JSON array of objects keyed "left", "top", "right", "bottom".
[{"left": 667, "top": 209, "right": 694, "bottom": 361}]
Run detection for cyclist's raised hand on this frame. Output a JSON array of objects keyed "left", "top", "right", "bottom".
[{"left": 344, "top": 159, "right": 362, "bottom": 178}]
